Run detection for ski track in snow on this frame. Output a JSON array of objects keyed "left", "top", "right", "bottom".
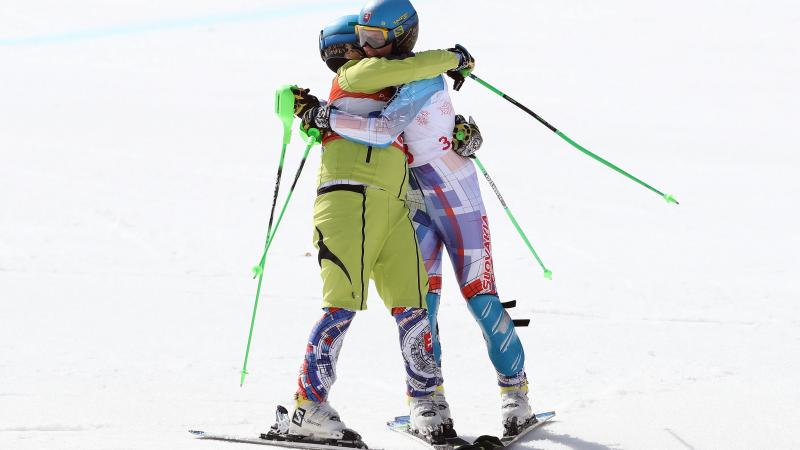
[{"left": 2, "top": 0, "right": 799, "bottom": 449}]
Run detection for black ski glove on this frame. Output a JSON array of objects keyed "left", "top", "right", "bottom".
[
  {"left": 452, "top": 114, "right": 482, "bottom": 157},
  {"left": 449, "top": 44, "right": 475, "bottom": 72},
  {"left": 301, "top": 105, "right": 332, "bottom": 133},
  {"left": 447, "top": 44, "right": 475, "bottom": 91},
  {"left": 291, "top": 86, "right": 321, "bottom": 118},
  {"left": 447, "top": 70, "right": 466, "bottom": 91}
]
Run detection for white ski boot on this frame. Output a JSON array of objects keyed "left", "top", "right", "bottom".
[
  {"left": 500, "top": 386, "right": 536, "bottom": 437},
  {"left": 433, "top": 387, "right": 456, "bottom": 438},
  {"left": 265, "top": 404, "right": 366, "bottom": 448},
  {"left": 409, "top": 394, "right": 445, "bottom": 443},
  {"left": 287, "top": 399, "right": 348, "bottom": 440}
]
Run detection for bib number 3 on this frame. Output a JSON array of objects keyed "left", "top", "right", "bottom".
[{"left": 439, "top": 136, "right": 452, "bottom": 151}]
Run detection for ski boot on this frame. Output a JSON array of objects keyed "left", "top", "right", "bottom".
[
  {"left": 433, "top": 387, "right": 457, "bottom": 439},
  {"left": 409, "top": 394, "right": 445, "bottom": 445},
  {"left": 262, "top": 403, "right": 367, "bottom": 448},
  {"left": 500, "top": 386, "right": 536, "bottom": 437}
]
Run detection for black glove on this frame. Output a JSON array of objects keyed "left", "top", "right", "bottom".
[
  {"left": 452, "top": 115, "right": 482, "bottom": 157},
  {"left": 300, "top": 105, "right": 332, "bottom": 133},
  {"left": 447, "top": 70, "right": 466, "bottom": 91},
  {"left": 449, "top": 44, "right": 475, "bottom": 73},
  {"left": 291, "top": 86, "right": 320, "bottom": 118}
]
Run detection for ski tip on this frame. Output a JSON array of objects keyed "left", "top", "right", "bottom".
[
  {"left": 188, "top": 430, "right": 205, "bottom": 436},
  {"left": 535, "top": 411, "right": 556, "bottom": 420}
]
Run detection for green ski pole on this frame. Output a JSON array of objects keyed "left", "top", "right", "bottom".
[
  {"left": 240, "top": 86, "right": 295, "bottom": 386},
  {"left": 471, "top": 155, "right": 552, "bottom": 280},
  {"left": 241, "top": 126, "right": 320, "bottom": 386},
  {"left": 463, "top": 72, "right": 679, "bottom": 205},
  {"left": 260, "top": 127, "right": 320, "bottom": 264},
  {"left": 252, "top": 85, "right": 296, "bottom": 280},
  {"left": 240, "top": 93, "right": 321, "bottom": 386}
]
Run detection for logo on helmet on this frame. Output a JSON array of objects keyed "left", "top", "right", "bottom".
[
  {"left": 393, "top": 12, "right": 409, "bottom": 25},
  {"left": 362, "top": 11, "right": 372, "bottom": 23},
  {"left": 393, "top": 25, "right": 405, "bottom": 38}
]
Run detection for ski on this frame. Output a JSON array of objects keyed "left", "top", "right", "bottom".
[
  {"left": 189, "top": 405, "right": 374, "bottom": 449},
  {"left": 387, "top": 415, "right": 468, "bottom": 449},
  {"left": 501, "top": 411, "right": 556, "bottom": 446},
  {"left": 188, "top": 430, "right": 375, "bottom": 449},
  {"left": 386, "top": 416, "right": 497, "bottom": 449},
  {"left": 387, "top": 411, "right": 555, "bottom": 449}
]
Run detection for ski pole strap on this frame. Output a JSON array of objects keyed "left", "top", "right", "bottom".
[
  {"left": 464, "top": 72, "right": 679, "bottom": 205},
  {"left": 471, "top": 156, "right": 552, "bottom": 280}
]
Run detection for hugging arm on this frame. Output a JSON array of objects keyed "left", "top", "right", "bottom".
[{"left": 330, "top": 76, "right": 445, "bottom": 148}]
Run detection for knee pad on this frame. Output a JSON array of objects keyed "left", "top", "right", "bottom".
[
  {"left": 425, "top": 292, "right": 442, "bottom": 365},
  {"left": 466, "top": 294, "right": 525, "bottom": 377}
]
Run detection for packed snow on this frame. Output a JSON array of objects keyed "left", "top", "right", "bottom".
[{"left": 2, "top": 1, "right": 799, "bottom": 449}]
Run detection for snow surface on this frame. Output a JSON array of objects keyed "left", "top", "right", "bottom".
[{"left": 2, "top": 1, "right": 799, "bottom": 449}]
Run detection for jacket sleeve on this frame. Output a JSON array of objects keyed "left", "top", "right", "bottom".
[
  {"left": 338, "top": 50, "right": 459, "bottom": 94},
  {"left": 330, "top": 77, "right": 445, "bottom": 148}
]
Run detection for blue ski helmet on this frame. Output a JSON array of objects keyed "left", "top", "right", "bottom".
[
  {"left": 357, "top": 0, "right": 419, "bottom": 55},
  {"left": 319, "top": 14, "right": 365, "bottom": 72}
]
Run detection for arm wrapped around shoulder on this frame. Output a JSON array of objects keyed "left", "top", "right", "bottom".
[{"left": 452, "top": 115, "right": 483, "bottom": 157}]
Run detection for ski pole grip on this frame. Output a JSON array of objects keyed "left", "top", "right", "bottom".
[
  {"left": 300, "top": 126, "right": 322, "bottom": 145},
  {"left": 307, "top": 127, "right": 321, "bottom": 143},
  {"left": 274, "top": 85, "right": 296, "bottom": 146}
]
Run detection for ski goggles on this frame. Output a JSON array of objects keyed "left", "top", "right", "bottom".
[
  {"left": 354, "top": 24, "right": 391, "bottom": 49},
  {"left": 319, "top": 29, "right": 358, "bottom": 54}
]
